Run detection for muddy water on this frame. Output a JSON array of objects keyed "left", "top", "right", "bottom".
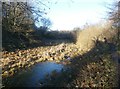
[{"left": 3, "top": 62, "right": 65, "bottom": 87}]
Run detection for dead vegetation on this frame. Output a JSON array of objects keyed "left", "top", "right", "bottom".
[{"left": 76, "top": 22, "right": 117, "bottom": 52}]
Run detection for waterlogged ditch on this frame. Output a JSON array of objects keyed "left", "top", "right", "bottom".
[
  {"left": 3, "top": 61, "right": 67, "bottom": 87},
  {"left": 2, "top": 43, "right": 79, "bottom": 87},
  {"left": 2, "top": 42, "right": 118, "bottom": 87},
  {"left": 2, "top": 53, "right": 118, "bottom": 88}
]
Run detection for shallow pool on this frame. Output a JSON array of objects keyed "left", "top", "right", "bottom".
[{"left": 3, "top": 62, "right": 64, "bottom": 87}]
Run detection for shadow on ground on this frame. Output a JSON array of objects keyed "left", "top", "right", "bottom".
[{"left": 42, "top": 41, "right": 119, "bottom": 88}]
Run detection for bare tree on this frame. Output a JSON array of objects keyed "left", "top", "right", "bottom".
[
  {"left": 2, "top": 1, "right": 47, "bottom": 32},
  {"left": 108, "top": 1, "right": 120, "bottom": 39},
  {"left": 2, "top": 1, "right": 52, "bottom": 49},
  {"left": 109, "top": 2, "right": 119, "bottom": 25}
]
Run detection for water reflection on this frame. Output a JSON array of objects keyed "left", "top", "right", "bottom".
[{"left": 3, "top": 62, "right": 64, "bottom": 87}]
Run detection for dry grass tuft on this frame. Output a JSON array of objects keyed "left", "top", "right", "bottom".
[{"left": 76, "top": 22, "right": 117, "bottom": 52}]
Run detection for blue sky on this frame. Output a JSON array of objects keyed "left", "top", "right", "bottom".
[{"left": 34, "top": 0, "right": 114, "bottom": 30}]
